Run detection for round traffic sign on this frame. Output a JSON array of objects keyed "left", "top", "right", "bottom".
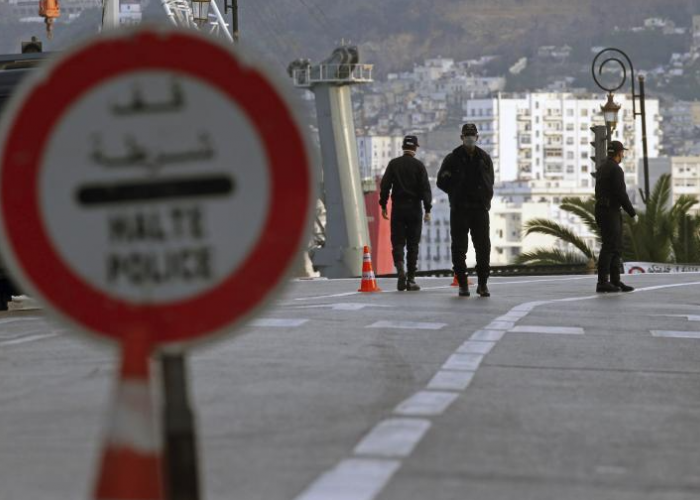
[{"left": 0, "top": 28, "right": 316, "bottom": 346}]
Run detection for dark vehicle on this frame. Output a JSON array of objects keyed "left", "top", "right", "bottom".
[{"left": 0, "top": 52, "right": 48, "bottom": 309}]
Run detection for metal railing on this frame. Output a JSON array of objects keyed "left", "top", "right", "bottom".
[
  {"left": 291, "top": 64, "right": 373, "bottom": 87},
  {"left": 377, "top": 263, "right": 593, "bottom": 279}
]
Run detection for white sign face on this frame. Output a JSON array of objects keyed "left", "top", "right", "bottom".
[
  {"left": 39, "top": 73, "right": 270, "bottom": 304},
  {"left": 0, "top": 28, "right": 316, "bottom": 345}
]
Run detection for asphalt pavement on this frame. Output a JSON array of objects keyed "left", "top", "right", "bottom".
[{"left": 1, "top": 273, "right": 700, "bottom": 500}]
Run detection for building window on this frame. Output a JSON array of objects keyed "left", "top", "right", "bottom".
[
  {"left": 581, "top": 109, "right": 588, "bottom": 117},
  {"left": 581, "top": 152, "right": 588, "bottom": 159}
]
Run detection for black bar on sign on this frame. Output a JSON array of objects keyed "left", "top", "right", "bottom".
[{"left": 76, "top": 175, "right": 235, "bottom": 206}]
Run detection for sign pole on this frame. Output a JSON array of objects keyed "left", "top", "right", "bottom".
[{"left": 161, "top": 351, "right": 201, "bottom": 500}]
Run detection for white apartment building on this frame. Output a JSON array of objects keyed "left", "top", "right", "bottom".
[
  {"left": 462, "top": 93, "right": 661, "bottom": 190},
  {"left": 643, "top": 156, "right": 700, "bottom": 213},
  {"left": 417, "top": 187, "right": 598, "bottom": 270},
  {"left": 356, "top": 135, "right": 403, "bottom": 180}
]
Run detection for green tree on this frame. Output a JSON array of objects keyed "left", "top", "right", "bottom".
[
  {"left": 516, "top": 174, "right": 700, "bottom": 266},
  {"left": 515, "top": 197, "right": 598, "bottom": 268}
]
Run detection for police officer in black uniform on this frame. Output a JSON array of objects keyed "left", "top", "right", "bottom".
[
  {"left": 380, "top": 135, "right": 432, "bottom": 291},
  {"left": 595, "top": 140, "right": 637, "bottom": 293},
  {"left": 437, "top": 123, "right": 494, "bottom": 297}
]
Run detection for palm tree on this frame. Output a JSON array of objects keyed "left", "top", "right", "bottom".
[
  {"left": 516, "top": 174, "right": 700, "bottom": 266},
  {"left": 623, "top": 174, "right": 700, "bottom": 263},
  {"left": 515, "top": 197, "right": 598, "bottom": 268}
]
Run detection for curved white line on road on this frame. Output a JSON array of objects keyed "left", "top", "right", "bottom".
[{"left": 292, "top": 278, "right": 700, "bottom": 500}]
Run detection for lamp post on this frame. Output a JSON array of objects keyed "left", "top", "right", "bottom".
[
  {"left": 591, "top": 48, "right": 651, "bottom": 204},
  {"left": 191, "top": 0, "right": 211, "bottom": 26}
]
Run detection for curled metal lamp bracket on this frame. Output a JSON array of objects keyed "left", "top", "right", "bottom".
[{"left": 591, "top": 47, "right": 638, "bottom": 115}]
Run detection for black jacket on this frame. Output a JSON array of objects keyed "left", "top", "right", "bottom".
[
  {"left": 379, "top": 153, "right": 432, "bottom": 212},
  {"left": 595, "top": 157, "right": 636, "bottom": 217},
  {"left": 437, "top": 146, "right": 495, "bottom": 210}
]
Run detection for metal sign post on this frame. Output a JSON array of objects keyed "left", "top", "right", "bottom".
[{"left": 0, "top": 27, "right": 316, "bottom": 499}]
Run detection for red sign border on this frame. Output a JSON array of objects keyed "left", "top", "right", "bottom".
[{"left": 0, "top": 30, "right": 314, "bottom": 346}]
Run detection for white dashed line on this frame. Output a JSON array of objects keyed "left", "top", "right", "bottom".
[
  {"left": 354, "top": 418, "right": 431, "bottom": 458},
  {"left": 662, "top": 314, "right": 700, "bottom": 322},
  {"left": 484, "top": 320, "right": 515, "bottom": 330},
  {"left": 367, "top": 320, "right": 446, "bottom": 331},
  {"left": 457, "top": 340, "right": 496, "bottom": 355},
  {"left": 651, "top": 330, "right": 700, "bottom": 339},
  {"left": 0, "top": 333, "right": 58, "bottom": 346},
  {"left": 509, "top": 325, "right": 585, "bottom": 335},
  {"left": 393, "top": 391, "right": 459, "bottom": 417},
  {"left": 470, "top": 329, "right": 505, "bottom": 341},
  {"left": 442, "top": 353, "right": 484, "bottom": 371},
  {"left": 294, "top": 303, "right": 391, "bottom": 311},
  {"left": 427, "top": 370, "right": 475, "bottom": 391},
  {"left": 249, "top": 319, "right": 309, "bottom": 328},
  {"left": 294, "top": 458, "right": 401, "bottom": 500}
]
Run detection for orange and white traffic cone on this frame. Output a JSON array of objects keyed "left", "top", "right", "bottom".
[
  {"left": 94, "top": 337, "right": 162, "bottom": 500},
  {"left": 358, "top": 246, "right": 381, "bottom": 292},
  {"left": 451, "top": 273, "right": 473, "bottom": 286}
]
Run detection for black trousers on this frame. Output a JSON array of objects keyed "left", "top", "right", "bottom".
[
  {"left": 450, "top": 207, "right": 490, "bottom": 282},
  {"left": 391, "top": 202, "right": 423, "bottom": 273},
  {"left": 595, "top": 207, "right": 623, "bottom": 284}
]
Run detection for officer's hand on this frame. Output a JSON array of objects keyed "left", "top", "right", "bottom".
[
  {"left": 424, "top": 213, "right": 431, "bottom": 223},
  {"left": 381, "top": 209, "right": 389, "bottom": 220}
]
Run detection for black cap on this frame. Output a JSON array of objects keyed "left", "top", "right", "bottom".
[
  {"left": 402, "top": 135, "right": 420, "bottom": 148},
  {"left": 607, "top": 140, "right": 628, "bottom": 154},
  {"left": 461, "top": 123, "right": 478, "bottom": 135}
]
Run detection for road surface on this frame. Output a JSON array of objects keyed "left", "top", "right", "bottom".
[{"left": 1, "top": 273, "right": 699, "bottom": 500}]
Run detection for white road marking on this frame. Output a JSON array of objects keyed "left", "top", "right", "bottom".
[
  {"left": 662, "top": 314, "right": 700, "bottom": 322},
  {"left": 470, "top": 330, "right": 505, "bottom": 341},
  {"left": 494, "top": 312, "right": 529, "bottom": 322},
  {"left": 293, "top": 303, "right": 391, "bottom": 311},
  {"left": 367, "top": 320, "right": 446, "bottom": 331},
  {"left": 293, "top": 458, "right": 401, "bottom": 500},
  {"left": 457, "top": 340, "right": 496, "bottom": 355},
  {"left": 293, "top": 278, "right": 700, "bottom": 500},
  {"left": 292, "top": 291, "right": 360, "bottom": 302},
  {"left": 442, "top": 353, "right": 484, "bottom": 371},
  {"left": 427, "top": 370, "right": 475, "bottom": 391},
  {"left": 0, "top": 333, "right": 58, "bottom": 346},
  {"left": 249, "top": 319, "right": 309, "bottom": 328},
  {"left": 484, "top": 320, "right": 515, "bottom": 330},
  {"left": 509, "top": 325, "right": 585, "bottom": 335},
  {"left": 394, "top": 391, "right": 459, "bottom": 417},
  {"left": 651, "top": 330, "right": 700, "bottom": 339},
  {"left": 0, "top": 317, "right": 45, "bottom": 326},
  {"left": 353, "top": 419, "right": 431, "bottom": 458}
]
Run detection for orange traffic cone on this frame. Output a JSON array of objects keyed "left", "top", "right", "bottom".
[
  {"left": 358, "top": 246, "right": 381, "bottom": 292},
  {"left": 94, "top": 337, "right": 162, "bottom": 500},
  {"left": 451, "top": 273, "right": 473, "bottom": 286}
]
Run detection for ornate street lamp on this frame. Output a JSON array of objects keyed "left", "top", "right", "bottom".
[
  {"left": 601, "top": 92, "right": 621, "bottom": 132},
  {"left": 191, "top": 0, "right": 211, "bottom": 26},
  {"left": 592, "top": 48, "right": 651, "bottom": 203}
]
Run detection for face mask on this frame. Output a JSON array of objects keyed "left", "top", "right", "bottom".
[{"left": 463, "top": 136, "right": 477, "bottom": 148}]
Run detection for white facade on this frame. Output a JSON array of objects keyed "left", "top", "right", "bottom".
[
  {"left": 463, "top": 93, "right": 661, "bottom": 190},
  {"left": 357, "top": 135, "right": 403, "bottom": 180},
  {"left": 417, "top": 188, "right": 597, "bottom": 270},
  {"left": 646, "top": 156, "right": 700, "bottom": 213}
]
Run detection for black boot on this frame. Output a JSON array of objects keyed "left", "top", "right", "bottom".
[
  {"left": 612, "top": 281, "right": 634, "bottom": 292},
  {"left": 596, "top": 281, "right": 620, "bottom": 293},
  {"left": 396, "top": 262, "right": 407, "bottom": 291},
  {"left": 457, "top": 273, "right": 470, "bottom": 297},
  {"left": 476, "top": 278, "right": 490, "bottom": 297},
  {"left": 406, "top": 271, "right": 420, "bottom": 291}
]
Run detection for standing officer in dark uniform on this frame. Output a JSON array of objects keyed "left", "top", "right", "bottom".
[
  {"left": 380, "top": 135, "right": 432, "bottom": 291},
  {"left": 595, "top": 140, "right": 637, "bottom": 293},
  {"left": 437, "top": 123, "right": 494, "bottom": 297}
]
